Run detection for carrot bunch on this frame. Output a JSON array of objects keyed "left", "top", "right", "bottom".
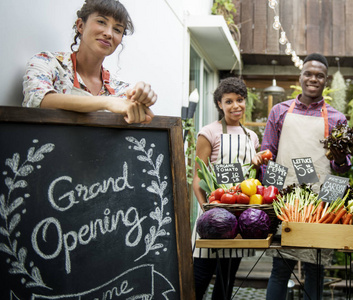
[
  {"left": 273, "top": 185, "right": 352, "bottom": 225},
  {"left": 273, "top": 185, "right": 319, "bottom": 222}
]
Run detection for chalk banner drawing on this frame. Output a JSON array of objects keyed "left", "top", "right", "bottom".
[{"left": 0, "top": 123, "right": 180, "bottom": 299}]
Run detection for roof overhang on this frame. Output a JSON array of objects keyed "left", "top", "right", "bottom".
[{"left": 186, "top": 14, "right": 241, "bottom": 70}]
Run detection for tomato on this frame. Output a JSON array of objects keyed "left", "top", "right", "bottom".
[
  {"left": 237, "top": 193, "right": 250, "bottom": 204},
  {"left": 229, "top": 185, "right": 241, "bottom": 193},
  {"left": 208, "top": 195, "right": 216, "bottom": 203},
  {"left": 240, "top": 179, "right": 257, "bottom": 196},
  {"left": 263, "top": 186, "right": 279, "bottom": 204},
  {"left": 214, "top": 188, "right": 225, "bottom": 200},
  {"left": 256, "top": 185, "right": 265, "bottom": 196},
  {"left": 249, "top": 194, "right": 263, "bottom": 205},
  {"left": 210, "top": 190, "right": 216, "bottom": 197},
  {"left": 261, "top": 149, "right": 273, "bottom": 161},
  {"left": 220, "top": 193, "right": 237, "bottom": 204},
  {"left": 210, "top": 199, "right": 221, "bottom": 204}
]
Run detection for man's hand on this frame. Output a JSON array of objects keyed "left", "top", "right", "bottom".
[{"left": 330, "top": 148, "right": 347, "bottom": 166}]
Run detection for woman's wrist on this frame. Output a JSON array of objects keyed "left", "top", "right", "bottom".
[{"left": 104, "top": 97, "right": 126, "bottom": 114}]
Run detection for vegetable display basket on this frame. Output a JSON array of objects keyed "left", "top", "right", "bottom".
[
  {"left": 203, "top": 203, "right": 280, "bottom": 234},
  {"left": 281, "top": 222, "right": 353, "bottom": 249}
]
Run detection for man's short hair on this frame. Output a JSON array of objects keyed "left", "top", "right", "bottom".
[{"left": 303, "top": 53, "right": 328, "bottom": 69}]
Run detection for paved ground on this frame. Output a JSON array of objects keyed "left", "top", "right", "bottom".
[
  {"left": 203, "top": 285, "right": 348, "bottom": 300},
  {"left": 204, "top": 285, "right": 266, "bottom": 299},
  {"left": 202, "top": 250, "right": 350, "bottom": 299}
]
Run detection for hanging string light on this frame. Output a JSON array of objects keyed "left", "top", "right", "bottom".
[
  {"left": 272, "top": 16, "right": 281, "bottom": 30},
  {"left": 279, "top": 31, "right": 287, "bottom": 45},
  {"left": 285, "top": 42, "right": 292, "bottom": 55},
  {"left": 268, "top": 0, "right": 277, "bottom": 9},
  {"left": 268, "top": 0, "right": 303, "bottom": 70}
]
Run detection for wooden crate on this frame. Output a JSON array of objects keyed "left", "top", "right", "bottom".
[
  {"left": 281, "top": 222, "right": 353, "bottom": 250},
  {"left": 195, "top": 234, "right": 273, "bottom": 249}
]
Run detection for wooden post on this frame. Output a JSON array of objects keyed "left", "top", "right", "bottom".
[{"left": 268, "top": 94, "right": 273, "bottom": 117}]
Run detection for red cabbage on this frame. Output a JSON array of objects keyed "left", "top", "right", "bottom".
[
  {"left": 196, "top": 208, "right": 238, "bottom": 239},
  {"left": 238, "top": 208, "right": 270, "bottom": 239}
]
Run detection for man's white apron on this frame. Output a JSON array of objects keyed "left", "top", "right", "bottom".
[{"left": 268, "top": 100, "right": 333, "bottom": 265}]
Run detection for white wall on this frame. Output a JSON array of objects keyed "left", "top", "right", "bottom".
[
  {"left": 117, "top": 0, "right": 186, "bottom": 117},
  {"left": 0, "top": 0, "right": 191, "bottom": 117},
  {"left": 0, "top": 0, "right": 81, "bottom": 107}
]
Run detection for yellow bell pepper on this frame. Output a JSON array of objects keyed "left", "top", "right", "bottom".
[
  {"left": 249, "top": 194, "right": 263, "bottom": 205},
  {"left": 240, "top": 179, "right": 257, "bottom": 196}
]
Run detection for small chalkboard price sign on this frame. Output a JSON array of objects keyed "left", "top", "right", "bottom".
[
  {"left": 291, "top": 157, "right": 319, "bottom": 184},
  {"left": 262, "top": 160, "right": 288, "bottom": 190},
  {"left": 214, "top": 163, "right": 244, "bottom": 184},
  {"left": 0, "top": 107, "right": 195, "bottom": 300},
  {"left": 318, "top": 175, "right": 349, "bottom": 203}
]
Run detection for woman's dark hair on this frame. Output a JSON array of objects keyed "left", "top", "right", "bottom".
[
  {"left": 71, "top": 0, "right": 134, "bottom": 51},
  {"left": 213, "top": 77, "right": 247, "bottom": 118}
]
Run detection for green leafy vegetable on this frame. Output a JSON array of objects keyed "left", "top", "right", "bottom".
[{"left": 320, "top": 122, "right": 353, "bottom": 160}]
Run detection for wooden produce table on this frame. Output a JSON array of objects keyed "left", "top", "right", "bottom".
[{"left": 196, "top": 229, "right": 353, "bottom": 300}]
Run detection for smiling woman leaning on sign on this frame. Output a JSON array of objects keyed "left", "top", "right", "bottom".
[
  {"left": 22, "top": 0, "right": 157, "bottom": 124},
  {"left": 191, "top": 77, "right": 267, "bottom": 300}
]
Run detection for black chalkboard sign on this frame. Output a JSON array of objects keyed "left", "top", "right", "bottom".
[
  {"left": 318, "top": 174, "right": 349, "bottom": 203},
  {"left": 0, "top": 107, "right": 195, "bottom": 300},
  {"left": 262, "top": 160, "right": 288, "bottom": 190},
  {"left": 214, "top": 163, "right": 244, "bottom": 184},
  {"left": 291, "top": 157, "right": 319, "bottom": 184}
]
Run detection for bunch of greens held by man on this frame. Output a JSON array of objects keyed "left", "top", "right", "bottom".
[{"left": 321, "top": 121, "right": 353, "bottom": 160}]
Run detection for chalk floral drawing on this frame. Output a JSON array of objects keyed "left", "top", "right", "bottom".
[
  {"left": 126, "top": 137, "right": 172, "bottom": 262},
  {"left": 0, "top": 141, "right": 54, "bottom": 289}
]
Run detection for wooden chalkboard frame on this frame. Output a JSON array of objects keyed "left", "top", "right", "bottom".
[{"left": 0, "top": 106, "right": 195, "bottom": 299}]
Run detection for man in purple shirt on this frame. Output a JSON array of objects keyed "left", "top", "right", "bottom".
[{"left": 261, "top": 53, "right": 351, "bottom": 300}]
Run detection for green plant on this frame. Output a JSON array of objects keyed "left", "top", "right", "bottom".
[
  {"left": 327, "top": 250, "right": 353, "bottom": 279},
  {"left": 182, "top": 118, "right": 197, "bottom": 184},
  {"left": 212, "top": 0, "right": 236, "bottom": 24},
  {"left": 330, "top": 71, "right": 347, "bottom": 113},
  {"left": 245, "top": 88, "right": 260, "bottom": 122},
  {"left": 211, "top": 0, "right": 241, "bottom": 44}
]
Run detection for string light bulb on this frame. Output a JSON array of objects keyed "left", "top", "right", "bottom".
[
  {"left": 293, "top": 55, "right": 300, "bottom": 65},
  {"left": 285, "top": 43, "right": 292, "bottom": 55},
  {"left": 273, "top": 16, "right": 281, "bottom": 30},
  {"left": 268, "top": 0, "right": 277, "bottom": 9},
  {"left": 279, "top": 31, "right": 287, "bottom": 45},
  {"left": 269, "top": 0, "right": 302, "bottom": 70},
  {"left": 298, "top": 60, "right": 304, "bottom": 70},
  {"left": 295, "top": 59, "right": 301, "bottom": 68}
]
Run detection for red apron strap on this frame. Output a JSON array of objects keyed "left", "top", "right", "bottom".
[
  {"left": 70, "top": 52, "right": 80, "bottom": 89},
  {"left": 321, "top": 101, "right": 329, "bottom": 138},
  {"left": 70, "top": 52, "right": 116, "bottom": 95},
  {"left": 288, "top": 100, "right": 296, "bottom": 113}
]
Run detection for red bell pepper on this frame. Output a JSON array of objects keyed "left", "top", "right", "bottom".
[
  {"left": 263, "top": 186, "right": 279, "bottom": 204},
  {"left": 256, "top": 185, "right": 265, "bottom": 196}
]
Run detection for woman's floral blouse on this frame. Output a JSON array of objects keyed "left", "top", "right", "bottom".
[{"left": 23, "top": 51, "right": 129, "bottom": 108}]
